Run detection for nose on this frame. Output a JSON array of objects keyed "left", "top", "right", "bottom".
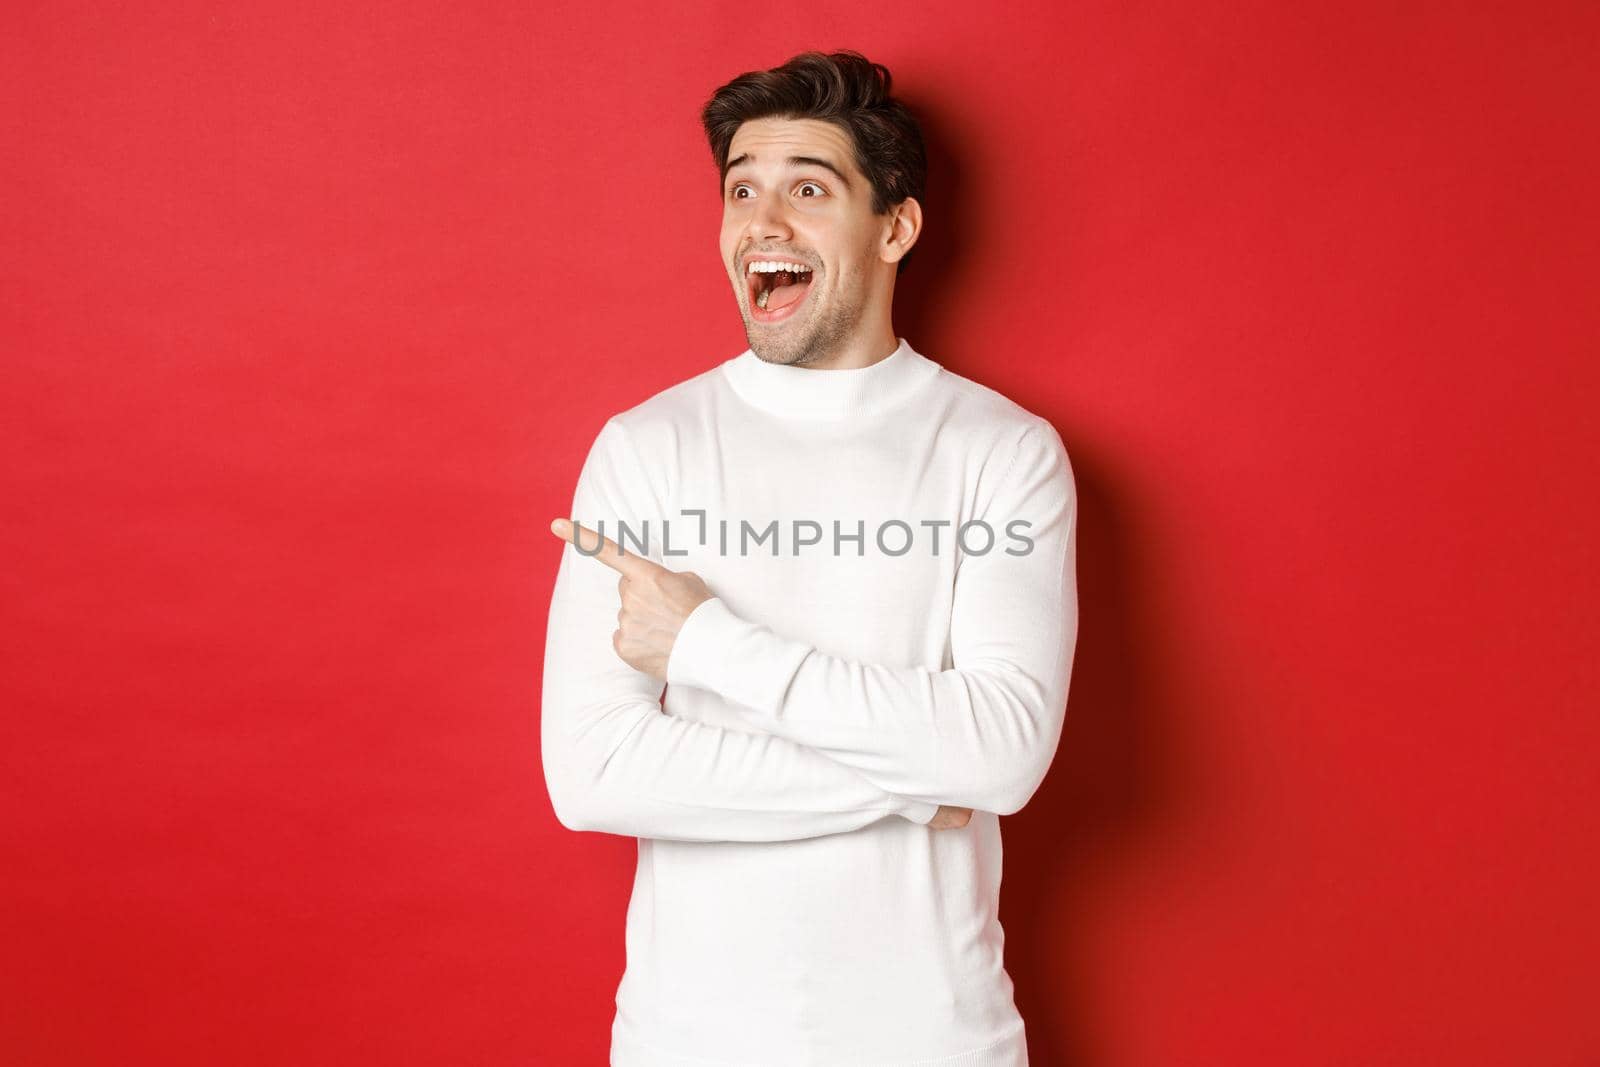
[{"left": 749, "top": 194, "right": 793, "bottom": 243}]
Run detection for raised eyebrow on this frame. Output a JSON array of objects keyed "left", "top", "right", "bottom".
[{"left": 723, "top": 153, "right": 852, "bottom": 191}]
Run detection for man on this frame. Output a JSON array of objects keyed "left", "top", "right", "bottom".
[{"left": 541, "top": 49, "right": 1078, "bottom": 1067}]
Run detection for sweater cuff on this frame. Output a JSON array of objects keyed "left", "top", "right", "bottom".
[
  {"left": 898, "top": 798, "right": 940, "bottom": 824},
  {"left": 666, "top": 596, "right": 748, "bottom": 693}
]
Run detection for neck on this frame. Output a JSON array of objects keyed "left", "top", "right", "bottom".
[{"left": 722, "top": 335, "right": 943, "bottom": 420}]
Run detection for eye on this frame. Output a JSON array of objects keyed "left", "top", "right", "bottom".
[{"left": 726, "top": 180, "right": 827, "bottom": 201}]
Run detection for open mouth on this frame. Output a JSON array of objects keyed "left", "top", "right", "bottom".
[{"left": 746, "top": 262, "right": 815, "bottom": 323}]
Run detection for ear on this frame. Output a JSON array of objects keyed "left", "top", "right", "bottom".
[{"left": 880, "top": 196, "right": 923, "bottom": 267}]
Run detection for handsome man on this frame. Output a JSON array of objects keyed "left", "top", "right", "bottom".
[{"left": 541, "top": 50, "right": 1078, "bottom": 1067}]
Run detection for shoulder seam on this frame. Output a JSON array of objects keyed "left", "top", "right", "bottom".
[{"left": 603, "top": 417, "right": 670, "bottom": 536}]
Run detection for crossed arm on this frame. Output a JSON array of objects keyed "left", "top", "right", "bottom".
[
  {"left": 541, "top": 419, "right": 940, "bottom": 843},
  {"left": 540, "top": 417, "right": 1078, "bottom": 842}
]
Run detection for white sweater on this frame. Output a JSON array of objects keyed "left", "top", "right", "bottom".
[{"left": 541, "top": 337, "right": 1079, "bottom": 1066}]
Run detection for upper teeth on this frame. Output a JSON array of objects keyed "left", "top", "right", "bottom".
[{"left": 747, "top": 261, "right": 812, "bottom": 274}]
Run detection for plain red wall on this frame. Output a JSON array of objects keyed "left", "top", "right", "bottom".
[{"left": 4, "top": 3, "right": 1595, "bottom": 1064}]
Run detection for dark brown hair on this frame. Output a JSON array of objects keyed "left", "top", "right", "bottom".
[{"left": 701, "top": 50, "right": 927, "bottom": 275}]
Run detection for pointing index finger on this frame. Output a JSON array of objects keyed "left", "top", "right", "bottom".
[{"left": 550, "top": 517, "right": 660, "bottom": 579}]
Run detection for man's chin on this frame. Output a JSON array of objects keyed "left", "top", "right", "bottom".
[{"left": 747, "top": 330, "right": 802, "bottom": 365}]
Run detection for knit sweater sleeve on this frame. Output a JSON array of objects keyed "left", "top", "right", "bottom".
[
  {"left": 540, "top": 418, "right": 939, "bottom": 842},
  {"left": 665, "top": 421, "right": 1079, "bottom": 817}
]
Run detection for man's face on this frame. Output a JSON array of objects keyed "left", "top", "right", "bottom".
[{"left": 719, "top": 117, "right": 889, "bottom": 367}]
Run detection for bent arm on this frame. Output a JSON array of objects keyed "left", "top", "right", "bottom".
[
  {"left": 540, "top": 418, "right": 938, "bottom": 842},
  {"left": 665, "top": 422, "right": 1079, "bottom": 817}
]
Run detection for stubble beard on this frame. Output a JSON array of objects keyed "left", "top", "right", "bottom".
[{"left": 744, "top": 264, "right": 863, "bottom": 369}]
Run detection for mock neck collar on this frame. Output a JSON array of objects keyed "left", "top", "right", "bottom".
[{"left": 720, "top": 336, "right": 942, "bottom": 420}]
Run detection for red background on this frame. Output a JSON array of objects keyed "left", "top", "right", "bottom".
[{"left": 4, "top": 3, "right": 1596, "bottom": 1064}]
